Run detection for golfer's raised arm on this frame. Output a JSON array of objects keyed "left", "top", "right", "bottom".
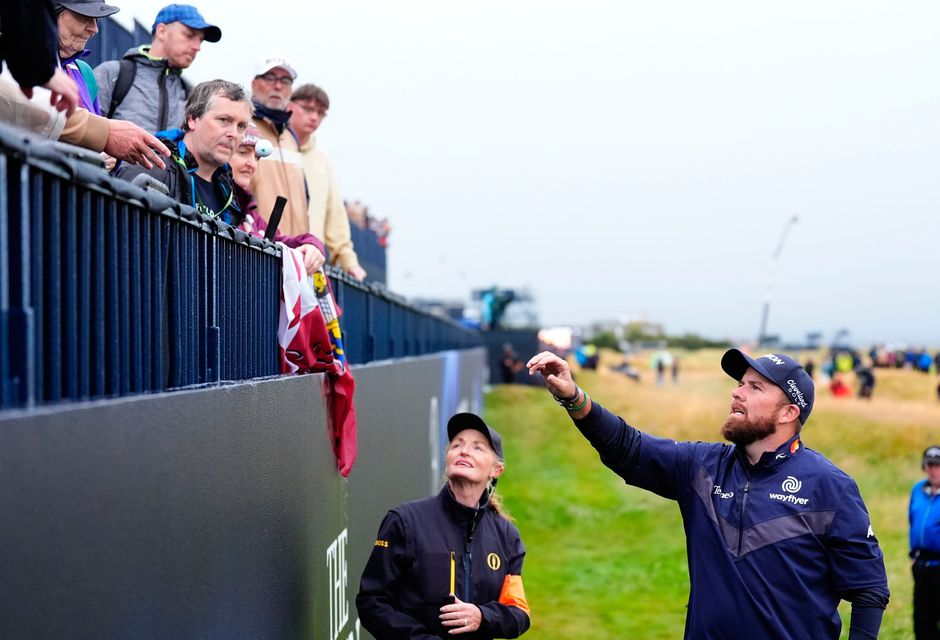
[{"left": 526, "top": 350, "right": 683, "bottom": 497}]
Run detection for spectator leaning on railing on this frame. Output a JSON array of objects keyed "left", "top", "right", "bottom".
[
  {"left": 113, "top": 79, "right": 251, "bottom": 220},
  {"left": 94, "top": 3, "right": 221, "bottom": 132},
  {"left": 0, "top": 0, "right": 168, "bottom": 169},
  {"left": 289, "top": 83, "right": 366, "bottom": 281}
]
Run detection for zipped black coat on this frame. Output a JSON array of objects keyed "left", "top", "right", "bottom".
[{"left": 357, "top": 487, "right": 530, "bottom": 639}]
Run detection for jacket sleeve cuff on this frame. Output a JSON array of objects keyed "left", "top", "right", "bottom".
[{"left": 59, "top": 109, "right": 110, "bottom": 151}]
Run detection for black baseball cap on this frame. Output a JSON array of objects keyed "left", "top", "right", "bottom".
[
  {"left": 54, "top": 0, "right": 120, "bottom": 18},
  {"left": 923, "top": 446, "right": 940, "bottom": 466},
  {"left": 447, "top": 413, "right": 503, "bottom": 461},
  {"left": 721, "top": 349, "right": 815, "bottom": 425}
]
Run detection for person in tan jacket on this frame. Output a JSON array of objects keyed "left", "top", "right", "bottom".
[
  {"left": 0, "top": 79, "right": 169, "bottom": 168},
  {"left": 289, "top": 83, "right": 365, "bottom": 280}
]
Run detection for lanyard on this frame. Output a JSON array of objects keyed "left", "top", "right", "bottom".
[{"left": 175, "top": 141, "right": 234, "bottom": 218}]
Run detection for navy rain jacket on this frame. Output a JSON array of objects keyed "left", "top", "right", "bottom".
[{"left": 574, "top": 401, "right": 888, "bottom": 640}]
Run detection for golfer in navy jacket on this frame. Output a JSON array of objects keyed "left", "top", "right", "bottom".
[{"left": 527, "top": 348, "right": 889, "bottom": 640}]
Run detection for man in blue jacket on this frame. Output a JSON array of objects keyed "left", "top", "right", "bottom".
[
  {"left": 113, "top": 78, "right": 248, "bottom": 221},
  {"left": 909, "top": 445, "right": 940, "bottom": 639},
  {"left": 527, "top": 348, "right": 889, "bottom": 639}
]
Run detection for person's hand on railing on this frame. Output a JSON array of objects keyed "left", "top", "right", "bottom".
[
  {"left": 19, "top": 69, "right": 80, "bottom": 117},
  {"left": 347, "top": 265, "right": 367, "bottom": 281},
  {"left": 100, "top": 153, "right": 117, "bottom": 172},
  {"left": 103, "top": 120, "right": 170, "bottom": 170},
  {"left": 297, "top": 244, "right": 326, "bottom": 275}
]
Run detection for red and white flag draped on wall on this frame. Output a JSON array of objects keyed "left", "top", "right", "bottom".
[{"left": 277, "top": 247, "right": 357, "bottom": 477}]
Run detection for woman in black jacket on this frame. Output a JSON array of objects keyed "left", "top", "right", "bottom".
[{"left": 357, "top": 413, "right": 531, "bottom": 639}]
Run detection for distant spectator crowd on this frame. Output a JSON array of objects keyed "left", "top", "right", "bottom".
[
  {"left": 0, "top": 0, "right": 389, "bottom": 281},
  {"left": 807, "top": 344, "right": 940, "bottom": 401}
]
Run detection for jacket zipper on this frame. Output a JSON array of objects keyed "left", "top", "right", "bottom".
[
  {"left": 737, "top": 479, "right": 750, "bottom": 555},
  {"left": 463, "top": 540, "right": 472, "bottom": 601},
  {"left": 463, "top": 511, "right": 480, "bottom": 600},
  {"left": 157, "top": 67, "right": 169, "bottom": 132}
]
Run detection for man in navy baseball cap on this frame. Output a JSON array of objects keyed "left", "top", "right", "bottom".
[
  {"left": 720, "top": 349, "right": 815, "bottom": 425},
  {"left": 718, "top": 348, "right": 815, "bottom": 449}
]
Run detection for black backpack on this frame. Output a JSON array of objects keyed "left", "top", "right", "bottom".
[
  {"left": 105, "top": 59, "right": 136, "bottom": 119},
  {"left": 105, "top": 59, "right": 191, "bottom": 120}
]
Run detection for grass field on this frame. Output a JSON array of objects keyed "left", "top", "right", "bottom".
[{"left": 486, "top": 349, "right": 940, "bottom": 639}]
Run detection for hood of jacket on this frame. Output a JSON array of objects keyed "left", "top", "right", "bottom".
[{"left": 121, "top": 45, "right": 183, "bottom": 74}]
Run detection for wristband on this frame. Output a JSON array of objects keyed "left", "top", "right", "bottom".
[
  {"left": 552, "top": 386, "right": 580, "bottom": 407},
  {"left": 554, "top": 387, "right": 586, "bottom": 411},
  {"left": 567, "top": 390, "right": 589, "bottom": 412}
]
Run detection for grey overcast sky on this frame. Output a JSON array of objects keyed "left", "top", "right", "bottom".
[{"left": 112, "top": 1, "right": 938, "bottom": 346}]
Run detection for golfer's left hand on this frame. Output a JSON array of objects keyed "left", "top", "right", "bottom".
[{"left": 440, "top": 597, "right": 482, "bottom": 634}]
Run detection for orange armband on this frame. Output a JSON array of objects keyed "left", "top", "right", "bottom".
[{"left": 498, "top": 574, "right": 530, "bottom": 616}]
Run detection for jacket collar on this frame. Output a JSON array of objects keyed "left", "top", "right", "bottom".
[
  {"left": 296, "top": 132, "right": 316, "bottom": 152},
  {"left": 157, "top": 129, "right": 242, "bottom": 218},
  {"left": 252, "top": 100, "right": 292, "bottom": 133},
  {"left": 158, "top": 129, "right": 198, "bottom": 171},
  {"left": 741, "top": 432, "right": 804, "bottom": 469},
  {"left": 438, "top": 484, "right": 490, "bottom": 523},
  {"left": 59, "top": 49, "right": 92, "bottom": 66},
  {"left": 127, "top": 45, "right": 183, "bottom": 74}
]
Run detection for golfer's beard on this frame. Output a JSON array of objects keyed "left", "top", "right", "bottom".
[{"left": 721, "top": 413, "right": 777, "bottom": 446}]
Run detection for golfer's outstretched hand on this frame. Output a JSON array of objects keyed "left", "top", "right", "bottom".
[{"left": 527, "top": 351, "right": 576, "bottom": 398}]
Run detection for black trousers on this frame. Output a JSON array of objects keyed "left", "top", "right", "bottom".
[{"left": 914, "top": 561, "right": 940, "bottom": 639}]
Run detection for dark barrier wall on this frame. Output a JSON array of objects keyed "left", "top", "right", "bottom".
[{"left": 0, "top": 348, "right": 485, "bottom": 640}]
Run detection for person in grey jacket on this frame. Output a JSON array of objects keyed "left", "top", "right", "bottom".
[{"left": 93, "top": 4, "right": 220, "bottom": 133}]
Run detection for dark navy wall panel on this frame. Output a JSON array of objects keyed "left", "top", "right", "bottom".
[{"left": 0, "top": 348, "right": 485, "bottom": 640}]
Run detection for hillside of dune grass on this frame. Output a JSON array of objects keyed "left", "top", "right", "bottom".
[{"left": 486, "top": 349, "right": 940, "bottom": 640}]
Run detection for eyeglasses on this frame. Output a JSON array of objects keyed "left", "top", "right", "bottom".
[{"left": 257, "top": 73, "right": 293, "bottom": 87}]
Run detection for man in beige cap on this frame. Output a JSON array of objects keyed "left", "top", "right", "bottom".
[{"left": 248, "top": 56, "right": 323, "bottom": 264}]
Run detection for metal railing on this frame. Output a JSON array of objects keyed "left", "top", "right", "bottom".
[
  {"left": 0, "top": 123, "right": 479, "bottom": 411},
  {"left": 348, "top": 222, "right": 387, "bottom": 286},
  {"left": 0, "top": 124, "right": 280, "bottom": 409},
  {"left": 331, "top": 273, "right": 480, "bottom": 365}
]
